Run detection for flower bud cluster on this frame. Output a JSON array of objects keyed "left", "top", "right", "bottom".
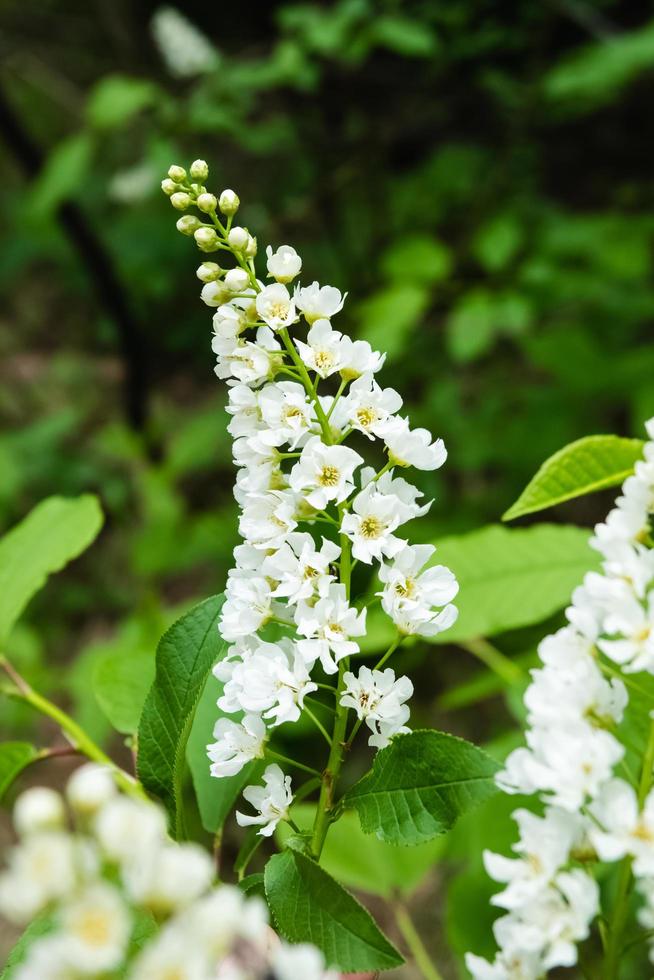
[
  {"left": 163, "top": 161, "right": 459, "bottom": 836},
  {"left": 467, "top": 420, "right": 654, "bottom": 978},
  {"left": 0, "top": 766, "right": 336, "bottom": 980}
]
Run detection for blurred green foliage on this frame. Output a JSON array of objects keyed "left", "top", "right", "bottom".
[{"left": 1, "top": 1, "right": 654, "bottom": 973}]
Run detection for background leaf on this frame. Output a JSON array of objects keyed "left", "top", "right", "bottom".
[
  {"left": 0, "top": 742, "right": 38, "bottom": 799},
  {"left": 137, "top": 595, "right": 224, "bottom": 836},
  {"left": 432, "top": 523, "right": 602, "bottom": 643},
  {"left": 186, "top": 670, "right": 258, "bottom": 834},
  {"left": 0, "top": 495, "right": 103, "bottom": 644},
  {"left": 264, "top": 849, "right": 404, "bottom": 971},
  {"left": 503, "top": 434, "right": 645, "bottom": 520},
  {"left": 0, "top": 916, "right": 54, "bottom": 979},
  {"left": 344, "top": 730, "right": 499, "bottom": 845}
]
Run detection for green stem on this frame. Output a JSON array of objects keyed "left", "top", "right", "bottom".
[
  {"left": 0, "top": 656, "right": 144, "bottom": 800},
  {"left": 325, "top": 378, "right": 347, "bottom": 421},
  {"left": 460, "top": 637, "right": 523, "bottom": 685},
  {"left": 303, "top": 703, "right": 333, "bottom": 747},
  {"left": 394, "top": 902, "right": 444, "bottom": 980},
  {"left": 266, "top": 750, "right": 321, "bottom": 777},
  {"left": 279, "top": 328, "right": 333, "bottom": 443}
]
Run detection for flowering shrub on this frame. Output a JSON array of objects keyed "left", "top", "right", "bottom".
[{"left": 3, "top": 154, "right": 654, "bottom": 979}]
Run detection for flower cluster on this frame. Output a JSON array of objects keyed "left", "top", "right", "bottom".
[
  {"left": 162, "top": 161, "right": 458, "bottom": 836},
  {"left": 467, "top": 420, "right": 654, "bottom": 978},
  {"left": 0, "top": 765, "right": 337, "bottom": 980}
]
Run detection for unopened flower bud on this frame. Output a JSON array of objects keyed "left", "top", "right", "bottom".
[
  {"left": 227, "top": 226, "right": 249, "bottom": 250},
  {"left": 246, "top": 235, "right": 258, "bottom": 258},
  {"left": 168, "top": 165, "right": 187, "bottom": 183},
  {"left": 14, "top": 787, "right": 65, "bottom": 836},
  {"left": 161, "top": 178, "right": 177, "bottom": 196},
  {"left": 190, "top": 159, "right": 209, "bottom": 180},
  {"left": 201, "top": 281, "right": 231, "bottom": 306},
  {"left": 176, "top": 215, "right": 201, "bottom": 236},
  {"left": 196, "top": 262, "right": 222, "bottom": 283},
  {"left": 224, "top": 268, "right": 250, "bottom": 292},
  {"left": 197, "top": 193, "right": 217, "bottom": 213},
  {"left": 219, "top": 189, "right": 240, "bottom": 216},
  {"left": 194, "top": 227, "right": 220, "bottom": 252},
  {"left": 170, "top": 192, "right": 191, "bottom": 211}
]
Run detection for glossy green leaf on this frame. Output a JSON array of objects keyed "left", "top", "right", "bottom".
[
  {"left": 186, "top": 670, "right": 258, "bottom": 834},
  {"left": 93, "top": 646, "right": 156, "bottom": 735},
  {"left": 432, "top": 524, "right": 601, "bottom": 643},
  {"left": 503, "top": 434, "right": 645, "bottom": 520},
  {"left": 0, "top": 742, "right": 39, "bottom": 799},
  {"left": 0, "top": 495, "right": 103, "bottom": 644},
  {"left": 264, "top": 850, "right": 403, "bottom": 971},
  {"left": 277, "top": 804, "right": 445, "bottom": 898},
  {"left": 137, "top": 595, "right": 224, "bottom": 837},
  {"left": 344, "top": 730, "right": 499, "bottom": 845},
  {"left": 1, "top": 916, "right": 54, "bottom": 978}
]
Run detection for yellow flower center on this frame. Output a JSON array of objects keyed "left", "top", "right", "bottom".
[
  {"left": 75, "top": 911, "right": 111, "bottom": 947},
  {"left": 318, "top": 465, "right": 340, "bottom": 487},
  {"left": 360, "top": 516, "right": 385, "bottom": 539},
  {"left": 356, "top": 407, "right": 378, "bottom": 429},
  {"left": 314, "top": 350, "right": 334, "bottom": 371}
]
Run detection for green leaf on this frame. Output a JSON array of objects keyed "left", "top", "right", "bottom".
[
  {"left": 186, "top": 670, "right": 258, "bottom": 834},
  {"left": 29, "top": 134, "right": 93, "bottom": 217},
  {"left": 0, "top": 742, "right": 39, "bottom": 799},
  {"left": 277, "top": 804, "right": 445, "bottom": 898},
  {"left": 432, "top": 523, "right": 602, "bottom": 643},
  {"left": 473, "top": 213, "right": 524, "bottom": 272},
  {"left": 86, "top": 75, "right": 159, "bottom": 128},
  {"left": 1, "top": 916, "right": 54, "bottom": 978},
  {"left": 0, "top": 495, "right": 103, "bottom": 644},
  {"left": 503, "top": 434, "right": 645, "bottom": 521},
  {"left": 344, "top": 730, "right": 499, "bottom": 845},
  {"left": 446, "top": 288, "right": 496, "bottom": 363},
  {"left": 137, "top": 595, "right": 225, "bottom": 837},
  {"left": 93, "top": 646, "right": 156, "bottom": 735},
  {"left": 264, "top": 850, "right": 403, "bottom": 972},
  {"left": 356, "top": 283, "right": 430, "bottom": 360}
]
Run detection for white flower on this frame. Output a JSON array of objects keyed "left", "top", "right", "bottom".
[
  {"left": 337, "top": 373, "right": 401, "bottom": 438},
  {"left": 226, "top": 384, "right": 262, "bottom": 438},
  {"left": 220, "top": 573, "right": 275, "bottom": 640},
  {"left": 267, "top": 245, "right": 302, "bottom": 283},
  {"left": 258, "top": 381, "right": 316, "bottom": 448},
  {"left": 361, "top": 466, "right": 432, "bottom": 521},
  {"left": 0, "top": 832, "right": 78, "bottom": 923},
  {"left": 465, "top": 947, "right": 545, "bottom": 980},
  {"left": 341, "top": 484, "right": 407, "bottom": 564},
  {"left": 272, "top": 943, "right": 338, "bottom": 980},
  {"left": 128, "top": 927, "right": 212, "bottom": 980},
  {"left": 289, "top": 436, "right": 363, "bottom": 509},
  {"left": 523, "top": 655, "right": 627, "bottom": 730},
  {"left": 214, "top": 326, "right": 282, "bottom": 387},
  {"left": 378, "top": 544, "right": 459, "bottom": 635},
  {"left": 12, "top": 936, "right": 73, "bottom": 980},
  {"left": 236, "top": 764, "right": 293, "bottom": 836},
  {"left": 208, "top": 714, "right": 267, "bottom": 777},
  {"left": 484, "top": 807, "right": 585, "bottom": 911},
  {"left": 498, "top": 725, "right": 624, "bottom": 811},
  {"left": 341, "top": 666, "right": 413, "bottom": 748},
  {"left": 13, "top": 787, "right": 65, "bottom": 837},
  {"left": 238, "top": 491, "right": 298, "bottom": 549},
  {"left": 66, "top": 764, "right": 117, "bottom": 817},
  {"left": 381, "top": 416, "right": 447, "bottom": 470},
  {"left": 123, "top": 841, "right": 214, "bottom": 913},
  {"left": 293, "top": 319, "right": 348, "bottom": 378},
  {"left": 589, "top": 778, "right": 654, "bottom": 875},
  {"left": 295, "top": 582, "right": 367, "bottom": 674},
  {"left": 95, "top": 797, "right": 167, "bottom": 866},
  {"left": 294, "top": 281, "right": 346, "bottom": 323},
  {"left": 217, "top": 638, "right": 317, "bottom": 725},
  {"left": 255, "top": 283, "right": 298, "bottom": 331},
  {"left": 151, "top": 7, "right": 218, "bottom": 79},
  {"left": 261, "top": 532, "right": 339, "bottom": 604},
  {"left": 339, "top": 336, "right": 386, "bottom": 380},
  {"left": 59, "top": 883, "right": 131, "bottom": 974},
  {"left": 598, "top": 588, "right": 654, "bottom": 673}
]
